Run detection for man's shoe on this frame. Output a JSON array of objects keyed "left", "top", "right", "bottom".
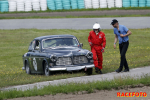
[
  {"left": 123, "top": 69, "right": 129, "bottom": 72},
  {"left": 115, "top": 68, "right": 122, "bottom": 73},
  {"left": 95, "top": 67, "right": 99, "bottom": 73},
  {"left": 99, "top": 69, "right": 102, "bottom": 74}
]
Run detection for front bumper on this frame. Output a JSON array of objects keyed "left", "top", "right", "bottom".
[
  {"left": 49, "top": 64, "right": 94, "bottom": 71},
  {"left": 22, "top": 64, "right": 95, "bottom": 71}
]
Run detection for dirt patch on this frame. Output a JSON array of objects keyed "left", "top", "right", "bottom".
[
  {"left": 7, "top": 86, "right": 150, "bottom": 100},
  {"left": 0, "top": 10, "right": 150, "bottom": 18}
]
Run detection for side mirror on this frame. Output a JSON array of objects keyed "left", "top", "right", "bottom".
[{"left": 80, "top": 43, "right": 83, "bottom": 48}]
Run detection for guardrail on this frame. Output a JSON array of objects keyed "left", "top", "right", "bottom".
[{"left": 0, "top": 0, "right": 149, "bottom": 12}]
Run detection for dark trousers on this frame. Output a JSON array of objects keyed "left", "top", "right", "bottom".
[{"left": 119, "top": 41, "right": 129, "bottom": 70}]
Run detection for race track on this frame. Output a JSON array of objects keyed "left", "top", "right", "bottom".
[{"left": 0, "top": 17, "right": 150, "bottom": 29}]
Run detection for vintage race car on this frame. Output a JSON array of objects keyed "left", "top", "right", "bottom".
[{"left": 22, "top": 35, "right": 94, "bottom": 76}]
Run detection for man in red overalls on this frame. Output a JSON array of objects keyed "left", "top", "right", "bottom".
[{"left": 88, "top": 23, "right": 106, "bottom": 74}]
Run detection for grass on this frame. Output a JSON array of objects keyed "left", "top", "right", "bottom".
[
  {"left": 0, "top": 7, "right": 150, "bottom": 14},
  {"left": 0, "top": 14, "right": 150, "bottom": 19},
  {"left": 0, "top": 29, "right": 150, "bottom": 88},
  {"left": 0, "top": 74, "right": 150, "bottom": 100}
]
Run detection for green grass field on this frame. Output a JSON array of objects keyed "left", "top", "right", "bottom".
[{"left": 0, "top": 29, "right": 150, "bottom": 88}]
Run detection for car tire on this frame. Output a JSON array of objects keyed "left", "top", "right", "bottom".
[
  {"left": 26, "top": 62, "right": 31, "bottom": 74},
  {"left": 86, "top": 68, "right": 93, "bottom": 75},
  {"left": 44, "top": 62, "right": 51, "bottom": 76}
]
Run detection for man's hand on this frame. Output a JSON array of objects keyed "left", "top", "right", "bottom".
[
  {"left": 114, "top": 44, "right": 116, "bottom": 49},
  {"left": 101, "top": 47, "right": 105, "bottom": 53},
  {"left": 120, "top": 34, "right": 125, "bottom": 37}
]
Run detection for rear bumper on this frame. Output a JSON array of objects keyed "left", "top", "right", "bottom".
[{"left": 49, "top": 64, "right": 94, "bottom": 71}]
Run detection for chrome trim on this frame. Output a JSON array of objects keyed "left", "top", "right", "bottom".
[
  {"left": 73, "top": 56, "right": 88, "bottom": 64},
  {"left": 56, "top": 57, "right": 72, "bottom": 66},
  {"left": 49, "top": 68, "right": 67, "bottom": 71},
  {"left": 49, "top": 64, "right": 94, "bottom": 71}
]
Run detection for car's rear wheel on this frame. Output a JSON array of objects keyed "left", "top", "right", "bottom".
[
  {"left": 86, "top": 68, "right": 93, "bottom": 75},
  {"left": 26, "top": 62, "right": 31, "bottom": 74},
  {"left": 44, "top": 62, "right": 51, "bottom": 76}
]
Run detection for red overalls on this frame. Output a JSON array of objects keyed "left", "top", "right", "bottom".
[{"left": 88, "top": 31, "right": 106, "bottom": 69}]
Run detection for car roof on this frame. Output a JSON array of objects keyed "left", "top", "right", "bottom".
[{"left": 35, "top": 35, "right": 76, "bottom": 41}]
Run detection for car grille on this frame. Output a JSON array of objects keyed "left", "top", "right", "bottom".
[
  {"left": 56, "top": 56, "right": 88, "bottom": 66},
  {"left": 56, "top": 57, "right": 72, "bottom": 66},
  {"left": 73, "top": 56, "right": 88, "bottom": 65}
]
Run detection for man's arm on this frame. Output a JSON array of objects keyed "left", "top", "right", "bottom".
[
  {"left": 114, "top": 34, "right": 118, "bottom": 49},
  {"left": 88, "top": 32, "right": 92, "bottom": 46},
  {"left": 125, "top": 30, "right": 132, "bottom": 36},
  {"left": 120, "top": 30, "right": 132, "bottom": 37}
]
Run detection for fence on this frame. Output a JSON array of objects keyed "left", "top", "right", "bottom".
[{"left": 0, "top": 0, "right": 149, "bottom": 12}]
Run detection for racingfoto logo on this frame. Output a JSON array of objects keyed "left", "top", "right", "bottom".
[{"left": 117, "top": 92, "right": 147, "bottom": 97}]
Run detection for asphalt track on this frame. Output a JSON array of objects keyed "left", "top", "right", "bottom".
[
  {"left": 0, "top": 17, "right": 150, "bottom": 29},
  {"left": 1, "top": 66, "right": 150, "bottom": 91}
]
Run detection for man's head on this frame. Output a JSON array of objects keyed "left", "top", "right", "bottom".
[
  {"left": 111, "top": 19, "right": 119, "bottom": 28},
  {"left": 93, "top": 23, "right": 101, "bottom": 34}
]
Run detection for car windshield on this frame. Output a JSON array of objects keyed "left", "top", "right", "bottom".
[{"left": 42, "top": 38, "right": 79, "bottom": 49}]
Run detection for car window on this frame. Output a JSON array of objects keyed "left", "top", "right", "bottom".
[
  {"left": 42, "top": 38, "right": 79, "bottom": 49},
  {"left": 28, "top": 40, "right": 41, "bottom": 51},
  {"left": 34, "top": 40, "right": 40, "bottom": 50},
  {"left": 43, "top": 39, "right": 56, "bottom": 48},
  {"left": 28, "top": 41, "right": 33, "bottom": 51},
  {"left": 32, "top": 40, "right": 36, "bottom": 50},
  {"left": 72, "top": 38, "right": 78, "bottom": 46}
]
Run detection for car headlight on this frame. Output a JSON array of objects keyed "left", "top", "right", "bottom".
[
  {"left": 86, "top": 52, "right": 93, "bottom": 59},
  {"left": 50, "top": 55, "right": 57, "bottom": 62}
]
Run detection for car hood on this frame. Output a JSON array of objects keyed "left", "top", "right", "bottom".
[{"left": 43, "top": 47, "right": 89, "bottom": 57}]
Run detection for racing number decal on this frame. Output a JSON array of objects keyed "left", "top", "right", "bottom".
[{"left": 33, "top": 58, "right": 37, "bottom": 71}]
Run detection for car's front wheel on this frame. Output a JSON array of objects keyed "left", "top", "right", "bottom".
[
  {"left": 44, "top": 62, "right": 51, "bottom": 76},
  {"left": 86, "top": 68, "right": 93, "bottom": 75},
  {"left": 26, "top": 62, "right": 31, "bottom": 74}
]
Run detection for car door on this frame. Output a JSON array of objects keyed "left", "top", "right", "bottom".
[
  {"left": 30, "top": 40, "right": 43, "bottom": 73},
  {"left": 27, "top": 40, "right": 36, "bottom": 73}
]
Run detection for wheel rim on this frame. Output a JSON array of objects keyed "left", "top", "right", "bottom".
[
  {"left": 26, "top": 65, "right": 29, "bottom": 73},
  {"left": 45, "top": 64, "right": 49, "bottom": 76}
]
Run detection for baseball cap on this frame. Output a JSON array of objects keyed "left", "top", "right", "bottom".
[{"left": 111, "top": 19, "right": 118, "bottom": 25}]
